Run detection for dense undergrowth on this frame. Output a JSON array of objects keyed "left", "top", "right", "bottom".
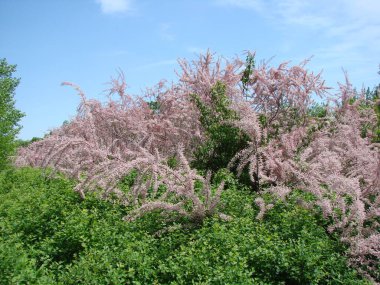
[{"left": 0, "top": 167, "right": 371, "bottom": 285}]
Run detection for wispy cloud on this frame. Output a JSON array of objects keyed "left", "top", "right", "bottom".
[
  {"left": 159, "top": 23, "right": 175, "bottom": 41},
  {"left": 215, "top": 0, "right": 380, "bottom": 82},
  {"left": 271, "top": 0, "right": 380, "bottom": 86},
  {"left": 272, "top": 1, "right": 380, "bottom": 62},
  {"left": 214, "top": 0, "right": 380, "bottom": 51},
  {"left": 272, "top": 0, "right": 332, "bottom": 28},
  {"left": 211, "top": 0, "right": 380, "bottom": 89},
  {"left": 96, "top": 0, "right": 132, "bottom": 14}
]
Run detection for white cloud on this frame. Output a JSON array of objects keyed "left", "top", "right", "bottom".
[
  {"left": 96, "top": 0, "right": 132, "bottom": 14},
  {"left": 271, "top": 0, "right": 380, "bottom": 87},
  {"left": 213, "top": 0, "right": 380, "bottom": 87},
  {"left": 159, "top": 23, "right": 175, "bottom": 41},
  {"left": 344, "top": 0, "right": 380, "bottom": 23},
  {"left": 273, "top": 0, "right": 332, "bottom": 28},
  {"left": 272, "top": 1, "right": 380, "bottom": 58},
  {"left": 215, "top": 0, "right": 380, "bottom": 45}
]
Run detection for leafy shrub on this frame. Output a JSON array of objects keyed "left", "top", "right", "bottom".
[
  {"left": 0, "top": 168, "right": 371, "bottom": 284},
  {"left": 191, "top": 81, "right": 249, "bottom": 172}
]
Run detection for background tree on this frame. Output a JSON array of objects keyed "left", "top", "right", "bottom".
[{"left": 0, "top": 58, "right": 24, "bottom": 170}]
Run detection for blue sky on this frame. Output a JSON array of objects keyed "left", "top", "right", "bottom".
[{"left": 1, "top": 0, "right": 379, "bottom": 140}]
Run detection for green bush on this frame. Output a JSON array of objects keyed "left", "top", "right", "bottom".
[
  {"left": 0, "top": 167, "right": 370, "bottom": 284},
  {"left": 191, "top": 81, "right": 249, "bottom": 173}
]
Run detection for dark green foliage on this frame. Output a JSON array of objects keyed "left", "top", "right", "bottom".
[
  {"left": 14, "top": 137, "right": 41, "bottom": 148},
  {"left": 0, "top": 168, "right": 370, "bottom": 284},
  {"left": 347, "top": 85, "right": 380, "bottom": 142},
  {"left": 147, "top": 100, "right": 160, "bottom": 114},
  {"left": 367, "top": 85, "right": 380, "bottom": 142},
  {"left": 191, "top": 81, "right": 249, "bottom": 172},
  {"left": 0, "top": 59, "right": 25, "bottom": 170},
  {"left": 118, "top": 168, "right": 138, "bottom": 192},
  {"left": 241, "top": 52, "right": 255, "bottom": 98},
  {"left": 308, "top": 103, "right": 328, "bottom": 119}
]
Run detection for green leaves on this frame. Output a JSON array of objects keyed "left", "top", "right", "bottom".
[
  {"left": 0, "top": 168, "right": 370, "bottom": 284},
  {"left": 0, "top": 58, "right": 25, "bottom": 170},
  {"left": 191, "top": 81, "right": 249, "bottom": 172},
  {"left": 241, "top": 52, "right": 255, "bottom": 98}
]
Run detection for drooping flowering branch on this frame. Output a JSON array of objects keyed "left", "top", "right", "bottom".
[{"left": 124, "top": 146, "right": 227, "bottom": 222}]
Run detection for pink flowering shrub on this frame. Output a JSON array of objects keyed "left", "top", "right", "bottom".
[
  {"left": 15, "top": 51, "right": 241, "bottom": 222},
  {"left": 297, "top": 85, "right": 380, "bottom": 280},
  {"left": 236, "top": 77, "right": 380, "bottom": 280},
  {"left": 230, "top": 58, "right": 379, "bottom": 280},
  {"left": 229, "top": 57, "right": 329, "bottom": 190},
  {"left": 14, "top": 51, "right": 379, "bottom": 280}
]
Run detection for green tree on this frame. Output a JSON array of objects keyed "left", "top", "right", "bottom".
[{"left": 0, "top": 58, "right": 24, "bottom": 170}]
